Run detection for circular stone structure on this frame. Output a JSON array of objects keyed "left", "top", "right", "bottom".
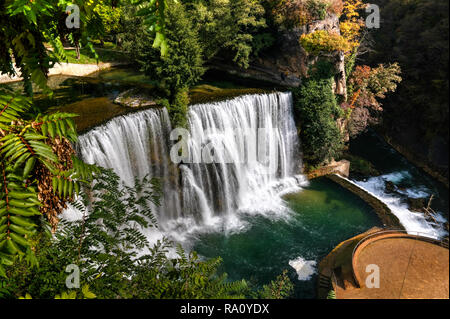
[{"left": 336, "top": 231, "right": 449, "bottom": 299}]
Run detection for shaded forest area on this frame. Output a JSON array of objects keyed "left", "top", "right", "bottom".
[{"left": 364, "top": 0, "right": 449, "bottom": 182}]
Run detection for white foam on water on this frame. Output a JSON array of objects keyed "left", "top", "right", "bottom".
[
  {"left": 289, "top": 257, "right": 317, "bottom": 281},
  {"left": 342, "top": 174, "right": 447, "bottom": 239}
]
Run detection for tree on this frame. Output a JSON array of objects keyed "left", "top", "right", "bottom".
[
  {"left": 132, "top": 0, "right": 173, "bottom": 56},
  {"left": 346, "top": 63, "right": 402, "bottom": 136},
  {"left": 339, "top": 0, "right": 366, "bottom": 52},
  {"left": 138, "top": 0, "right": 204, "bottom": 127},
  {"left": 0, "top": 170, "right": 276, "bottom": 299},
  {"left": 300, "top": 30, "right": 351, "bottom": 55},
  {"left": 348, "top": 63, "right": 402, "bottom": 110},
  {"left": 0, "top": 1, "right": 102, "bottom": 277},
  {"left": 0, "top": 0, "right": 100, "bottom": 95},
  {"left": 0, "top": 88, "right": 100, "bottom": 277},
  {"left": 270, "top": 0, "right": 344, "bottom": 30},
  {"left": 189, "top": 0, "right": 266, "bottom": 69}
]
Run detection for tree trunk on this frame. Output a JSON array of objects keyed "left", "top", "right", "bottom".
[{"left": 75, "top": 39, "right": 80, "bottom": 60}]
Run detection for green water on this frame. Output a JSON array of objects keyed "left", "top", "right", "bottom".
[{"left": 193, "top": 177, "right": 382, "bottom": 298}]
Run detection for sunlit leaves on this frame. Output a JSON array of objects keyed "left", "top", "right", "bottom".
[
  {"left": 300, "top": 30, "right": 351, "bottom": 55},
  {"left": 133, "top": 0, "right": 176, "bottom": 56},
  {"left": 0, "top": 91, "right": 97, "bottom": 275}
]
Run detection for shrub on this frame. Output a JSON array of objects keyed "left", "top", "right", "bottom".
[
  {"left": 1, "top": 169, "right": 293, "bottom": 299},
  {"left": 169, "top": 88, "right": 190, "bottom": 128},
  {"left": 271, "top": 0, "right": 343, "bottom": 29},
  {"left": 189, "top": 0, "right": 266, "bottom": 69},
  {"left": 306, "top": 0, "right": 331, "bottom": 20},
  {"left": 293, "top": 61, "right": 344, "bottom": 165},
  {"left": 300, "top": 30, "right": 351, "bottom": 55}
]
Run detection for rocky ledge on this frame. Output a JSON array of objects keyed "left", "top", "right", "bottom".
[{"left": 114, "top": 88, "right": 157, "bottom": 108}]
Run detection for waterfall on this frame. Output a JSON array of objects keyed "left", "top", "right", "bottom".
[
  {"left": 77, "top": 107, "right": 183, "bottom": 221},
  {"left": 182, "top": 93, "right": 303, "bottom": 224},
  {"left": 76, "top": 92, "right": 306, "bottom": 234}
]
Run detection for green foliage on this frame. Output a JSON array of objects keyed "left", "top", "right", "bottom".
[
  {"left": 94, "top": 3, "right": 124, "bottom": 36},
  {"left": 0, "top": 89, "right": 99, "bottom": 277},
  {"left": 0, "top": 0, "right": 101, "bottom": 95},
  {"left": 293, "top": 61, "right": 344, "bottom": 165},
  {"left": 132, "top": 0, "right": 172, "bottom": 56},
  {"left": 131, "top": 244, "right": 249, "bottom": 299},
  {"left": 168, "top": 88, "right": 189, "bottom": 128},
  {"left": 54, "top": 285, "right": 97, "bottom": 299},
  {"left": 1, "top": 169, "right": 286, "bottom": 299},
  {"left": 258, "top": 270, "right": 294, "bottom": 299},
  {"left": 139, "top": 0, "right": 205, "bottom": 94},
  {"left": 327, "top": 289, "right": 336, "bottom": 299},
  {"left": 348, "top": 63, "right": 402, "bottom": 111},
  {"left": 189, "top": 0, "right": 267, "bottom": 69},
  {"left": 136, "top": 0, "right": 204, "bottom": 126},
  {"left": 252, "top": 33, "right": 276, "bottom": 57},
  {"left": 270, "top": 0, "right": 343, "bottom": 30},
  {"left": 306, "top": 0, "right": 331, "bottom": 20}
]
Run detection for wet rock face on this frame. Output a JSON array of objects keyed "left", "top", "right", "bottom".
[
  {"left": 385, "top": 180, "right": 396, "bottom": 193},
  {"left": 407, "top": 197, "right": 427, "bottom": 212},
  {"left": 114, "top": 88, "right": 157, "bottom": 108},
  {"left": 210, "top": 14, "right": 346, "bottom": 89}
]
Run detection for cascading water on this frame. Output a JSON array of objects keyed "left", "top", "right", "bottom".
[
  {"left": 345, "top": 173, "right": 448, "bottom": 239},
  {"left": 76, "top": 107, "right": 183, "bottom": 221},
  {"left": 181, "top": 93, "right": 304, "bottom": 227},
  {"left": 75, "top": 92, "right": 306, "bottom": 236}
]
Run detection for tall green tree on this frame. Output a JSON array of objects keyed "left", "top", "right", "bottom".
[{"left": 138, "top": 0, "right": 205, "bottom": 127}]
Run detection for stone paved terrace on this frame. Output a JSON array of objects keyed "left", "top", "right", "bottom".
[{"left": 335, "top": 231, "right": 449, "bottom": 299}]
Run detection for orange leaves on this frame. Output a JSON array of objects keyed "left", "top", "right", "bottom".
[
  {"left": 348, "top": 63, "right": 402, "bottom": 110},
  {"left": 351, "top": 65, "right": 372, "bottom": 86}
]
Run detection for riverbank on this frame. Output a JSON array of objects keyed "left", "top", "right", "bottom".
[
  {"left": 0, "top": 61, "right": 127, "bottom": 84},
  {"left": 382, "top": 134, "right": 449, "bottom": 189}
]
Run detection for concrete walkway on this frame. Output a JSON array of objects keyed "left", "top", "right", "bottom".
[{"left": 336, "top": 232, "right": 449, "bottom": 299}]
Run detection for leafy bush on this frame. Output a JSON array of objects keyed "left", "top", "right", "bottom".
[
  {"left": 293, "top": 61, "right": 344, "bottom": 165},
  {"left": 300, "top": 30, "right": 351, "bottom": 55},
  {"left": 0, "top": 89, "right": 100, "bottom": 276},
  {"left": 257, "top": 270, "right": 294, "bottom": 299},
  {"left": 306, "top": 0, "right": 331, "bottom": 20},
  {"left": 189, "top": 0, "right": 267, "bottom": 69},
  {"left": 348, "top": 63, "right": 402, "bottom": 111},
  {"left": 1, "top": 169, "right": 293, "bottom": 299},
  {"left": 270, "top": 0, "right": 343, "bottom": 29}
]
